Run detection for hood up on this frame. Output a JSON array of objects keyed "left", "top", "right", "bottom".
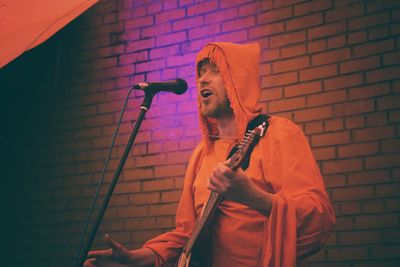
[{"left": 195, "top": 42, "right": 263, "bottom": 144}]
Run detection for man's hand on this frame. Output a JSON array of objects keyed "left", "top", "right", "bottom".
[
  {"left": 84, "top": 234, "right": 134, "bottom": 267},
  {"left": 207, "top": 162, "right": 273, "bottom": 216}
]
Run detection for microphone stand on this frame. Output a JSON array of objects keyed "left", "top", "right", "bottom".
[{"left": 76, "top": 90, "right": 156, "bottom": 267}]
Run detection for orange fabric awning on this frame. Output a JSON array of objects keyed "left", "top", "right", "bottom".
[{"left": 0, "top": 0, "right": 99, "bottom": 68}]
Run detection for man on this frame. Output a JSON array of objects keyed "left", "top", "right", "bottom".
[{"left": 85, "top": 42, "right": 335, "bottom": 267}]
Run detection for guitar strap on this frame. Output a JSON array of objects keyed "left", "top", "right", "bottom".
[{"left": 226, "top": 113, "right": 270, "bottom": 169}]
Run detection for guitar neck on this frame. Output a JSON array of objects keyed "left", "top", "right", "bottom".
[{"left": 183, "top": 190, "right": 223, "bottom": 254}]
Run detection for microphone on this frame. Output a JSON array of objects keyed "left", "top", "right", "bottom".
[{"left": 132, "top": 78, "right": 188, "bottom": 95}]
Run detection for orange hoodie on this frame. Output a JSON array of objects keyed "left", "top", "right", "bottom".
[{"left": 144, "top": 42, "right": 335, "bottom": 267}]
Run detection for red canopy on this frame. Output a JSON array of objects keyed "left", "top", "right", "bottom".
[{"left": 0, "top": 0, "right": 99, "bottom": 68}]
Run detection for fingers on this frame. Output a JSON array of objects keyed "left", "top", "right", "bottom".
[
  {"left": 87, "top": 249, "right": 111, "bottom": 259},
  {"left": 83, "top": 258, "right": 97, "bottom": 267},
  {"left": 105, "top": 234, "right": 123, "bottom": 251}
]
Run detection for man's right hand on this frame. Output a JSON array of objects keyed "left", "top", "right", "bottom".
[
  {"left": 84, "top": 234, "right": 156, "bottom": 267},
  {"left": 84, "top": 234, "right": 134, "bottom": 267}
]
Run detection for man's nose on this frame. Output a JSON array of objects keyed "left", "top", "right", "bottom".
[{"left": 198, "top": 72, "right": 210, "bottom": 84}]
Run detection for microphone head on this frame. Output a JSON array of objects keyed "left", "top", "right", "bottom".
[{"left": 174, "top": 78, "right": 188, "bottom": 95}]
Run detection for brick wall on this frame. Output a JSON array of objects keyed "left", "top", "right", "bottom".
[{"left": 1, "top": 0, "right": 399, "bottom": 266}]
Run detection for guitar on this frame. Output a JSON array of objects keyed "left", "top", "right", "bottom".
[{"left": 177, "top": 122, "right": 268, "bottom": 267}]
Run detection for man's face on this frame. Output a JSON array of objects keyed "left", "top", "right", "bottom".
[{"left": 197, "top": 62, "right": 232, "bottom": 118}]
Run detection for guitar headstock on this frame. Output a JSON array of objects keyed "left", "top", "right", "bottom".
[{"left": 227, "top": 122, "right": 266, "bottom": 170}]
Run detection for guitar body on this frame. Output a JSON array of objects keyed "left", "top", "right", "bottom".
[
  {"left": 177, "top": 120, "right": 268, "bottom": 267},
  {"left": 177, "top": 227, "right": 212, "bottom": 267}
]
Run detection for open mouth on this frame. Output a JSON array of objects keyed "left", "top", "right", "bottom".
[{"left": 200, "top": 89, "right": 213, "bottom": 99}]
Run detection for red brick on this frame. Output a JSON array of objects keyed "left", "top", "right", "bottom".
[
  {"left": 334, "top": 216, "right": 355, "bottom": 231},
  {"left": 157, "top": 31, "right": 187, "bottom": 46},
  {"left": 172, "top": 16, "right": 203, "bottom": 31},
  {"left": 114, "top": 182, "right": 141, "bottom": 194},
  {"left": 161, "top": 190, "right": 182, "bottom": 202},
  {"left": 376, "top": 183, "right": 400, "bottom": 197},
  {"left": 324, "top": 73, "right": 364, "bottom": 91},
  {"left": 123, "top": 168, "right": 154, "bottom": 181},
  {"left": 307, "top": 90, "right": 347, "bottom": 107},
  {"left": 312, "top": 48, "right": 351, "bottom": 66},
  {"left": 377, "top": 94, "right": 400, "bottom": 110},
  {"left": 367, "top": 0, "right": 400, "bottom": 12},
  {"left": 163, "top": 0, "right": 178, "bottom": 10},
  {"left": 239, "top": 2, "right": 261, "bottom": 16},
  {"left": 189, "top": 24, "right": 220, "bottom": 39},
  {"left": 286, "top": 13, "right": 323, "bottom": 31},
  {"left": 294, "top": 106, "right": 333, "bottom": 122},
  {"left": 338, "top": 142, "right": 379, "bottom": 158},
  {"left": 187, "top": 1, "right": 218, "bottom": 16},
  {"left": 333, "top": 99, "right": 375, "bottom": 116},
  {"left": 294, "top": 0, "right": 332, "bottom": 16},
  {"left": 273, "top": 56, "right": 309, "bottom": 73},
  {"left": 249, "top": 23, "right": 285, "bottom": 39},
  {"left": 269, "top": 31, "right": 306, "bottom": 48},
  {"left": 348, "top": 30, "right": 368, "bottom": 45},
  {"left": 356, "top": 213, "right": 398, "bottom": 229},
  {"left": 257, "top": 6, "right": 293, "bottom": 24},
  {"left": 353, "top": 39, "right": 396, "bottom": 58},
  {"left": 216, "top": 30, "right": 248, "bottom": 43},
  {"left": 269, "top": 97, "right": 306, "bottom": 112},
  {"left": 309, "top": 21, "right": 347, "bottom": 40},
  {"left": 142, "top": 178, "right": 174, "bottom": 192},
  {"left": 284, "top": 81, "right": 322, "bottom": 97},
  {"left": 280, "top": 44, "right": 306, "bottom": 58},
  {"left": 331, "top": 184, "right": 373, "bottom": 200},
  {"left": 135, "top": 59, "right": 165, "bottom": 73},
  {"left": 166, "top": 150, "right": 192, "bottom": 164},
  {"left": 349, "top": 83, "right": 391, "bottom": 100},
  {"left": 369, "top": 24, "right": 390, "bottom": 40},
  {"left": 345, "top": 115, "right": 365, "bottom": 129},
  {"left": 366, "top": 112, "right": 388, "bottom": 126},
  {"left": 362, "top": 199, "right": 385, "bottom": 214},
  {"left": 312, "top": 146, "right": 336, "bottom": 160},
  {"left": 167, "top": 53, "right": 196, "bottom": 67},
  {"left": 125, "top": 16, "right": 154, "bottom": 30},
  {"left": 325, "top": 117, "right": 344, "bottom": 131},
  {"left": 130, "top": 192, "right": 160, "bottom": 204},
  {"left": 340, "top": 56, "right": 381, "bottom": 74},
  {"left": 222, "top": 16, "right": 255, "bottom": 32},
  {"left": 262, "top": 71, "right": 298, "bottom": 87},
  {"left": 325, "top": 3, "right": 364, "bottom": 22},
  {"left": 142, "top": 23, "right": 172, "bottom": 38},
  {"left": 339, "top": 231, "right": 381, "bottom": 245},
  {"left": 389, "top": 110, "right": 400, "bottom": 122},
  {"left": 324, "top": 174, "right": 346, "bottom": 188},
  {"left": 148, "top": 203, "right": 178, "bottom": 216},
  {"left": 126, "top": 38, "right": 155, "bottom": 53},
  {"left": 382, "top": 139, "right": 400, "bottom": 153},
  {"left": 386, "top": 198, "right": 400, "bottom": 212},
  {"left": 353, "top": 125, "right": 395, "bottom": 142},
  {"left": 308, "top": 39, "right": 326, "bottom": 53},
  {"left": 261, "top": 48, "right": 280, "bottom": 62},
  {"left": 220, "top": 0, "right": 253, "bottom": 8},
  {"left": 383, "top": 51, "right": 400, "bottom": 66},
  {"left": 340, "top": 201, "right": 362, "bottom": 215},
  {"left": 205, "top": 8, "right": 238, "bottom": 23},
  {"left": 349, "top": 11, "right": 390, "bottom": 30},
  {"left": 300, "top": 64, "right": 338, "bottom": 81},
  {"left": 305, "top": 120, "right": 324, "bottom": 134},
  {"left": 260, "top": 87, "right": 283, "bottom": 101},
  {"left": 327, "top": 35, "right": 346, "bottom": 49},
  {"left": 312, "top": 131, "right": 351, "bottom": 147},
  {"left": 366, "top": 154, "right": 400, "bottom": 169},
  {"left": 150, "top": 45, "right": 180, "bottom": 59}
]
